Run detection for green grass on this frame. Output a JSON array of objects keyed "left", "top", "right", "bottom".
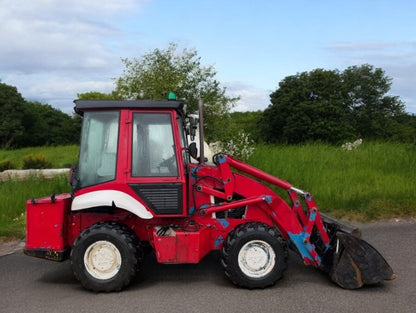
[
  {"left": 248, "top": 142, "right": 416, "bottom": 221},
  {"left": 0, "top": 145, "right": 78, "bottom": 238},
  {"left": 0, "top": 175, "right": 71, "bottom": 238},
  {"left": 0, "top": 142, "right": 415, "bottom": 239},
  {"left": 0, "top": 145, "right": 79, "bottom": 169}
]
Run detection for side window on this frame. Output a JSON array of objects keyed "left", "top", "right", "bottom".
[
  {"left": 132, "top": 113, "right": 178, "bottom": 177},
  {"left": 78, "top": 111, "right": 119, "bottom": 187}
]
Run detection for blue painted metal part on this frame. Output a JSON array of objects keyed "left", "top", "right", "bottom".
[
  {"left": 309, "top": 212, "right": 316, "bottom": 222},
  {"left": 217, "top": 219, "right": 230, "bottom": 229},
  {"left": 287, "top": 232, "right": 322, "bottom": 265},
  {"left": 217, "top": 154, "right": 226, "bottom": 164},
  {"left": 191, "top": 167, "right": 201, "bottom": 179},
  {"left": 261, "top": 195, "right": 272, "bottom": 204},
  {"left": 214, "top": 235, "right": 224, "bottom": 248}
]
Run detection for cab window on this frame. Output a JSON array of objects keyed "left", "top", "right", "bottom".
[{"left": 132, "top": 113, "right": 178, "bottom": 177}]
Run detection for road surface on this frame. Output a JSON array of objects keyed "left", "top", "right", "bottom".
[{"left": 1, "top": 219, "right": 415, "bottom": 313}]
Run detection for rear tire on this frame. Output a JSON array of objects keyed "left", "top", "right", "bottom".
[
  {"left": 70, "top": 222, "right": 142, "bottom": 292},
  {"left": 221, "top": 222, "right": 288, "bottom": 288}
]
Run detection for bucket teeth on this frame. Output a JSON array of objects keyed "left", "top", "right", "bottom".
[{"left": 329, "top": 232, "right": 395, "bottom": 289}]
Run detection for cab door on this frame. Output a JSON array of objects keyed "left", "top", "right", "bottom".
[{"left": 127, "top": 110, "right": 187, "bottom": 216}]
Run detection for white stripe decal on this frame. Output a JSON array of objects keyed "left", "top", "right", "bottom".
[{"left": 71, "top": 190, "right": 153, "bottom": 219}]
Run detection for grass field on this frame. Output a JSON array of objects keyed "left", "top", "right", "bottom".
[
  {"left": 0, "top": 175, "right": 71, "bottom": 238},
  {"left": 0, "top": 145, "right": 79, "bottom": 169},
  {"left": 248, "top": 141, "right": 416, "bottom": 220},
  {"left": 0, "top": 145, "right": 78, "bottom": 238},
  {"left": 0, "top": 142, "right": 415, "bottom": 238}
]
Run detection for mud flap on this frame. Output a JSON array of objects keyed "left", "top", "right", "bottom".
[{"left": 330, "top": 232, "right": 396, "bottom": 289}]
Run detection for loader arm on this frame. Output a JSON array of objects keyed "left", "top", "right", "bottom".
[
  {"left": 194, "top": 153, "right": 395, "bottom": 289},
  {"left": 198, "top": 153, "right": 330, "bottom": 267}
]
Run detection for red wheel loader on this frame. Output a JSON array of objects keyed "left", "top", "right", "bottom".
[{"left": 24, "top": 97, "right": 395, "bottom": 292}]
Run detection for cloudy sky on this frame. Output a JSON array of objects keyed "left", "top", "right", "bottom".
[{"left": 1, "top": 0, "right": 415, "bottom": 113}]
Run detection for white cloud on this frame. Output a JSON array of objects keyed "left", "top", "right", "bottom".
[
  {"left": 328, "top": 41, "right": 401, "bottom": 51},
  {"left": 2, "top": 1, "right": 415, "bottom": 117},
  {"left": 0, "top": 0, "right": 148, "bottom": 113},
  {"left": 5, "top": 72, "right": 117, "bottom": 113},
  {"left": 225, "top": 82, "right": 271, "bottom": 112}
]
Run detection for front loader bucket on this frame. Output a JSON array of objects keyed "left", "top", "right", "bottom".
[{"left": 329, "top": 232, "right": 396, "bottom": 289}]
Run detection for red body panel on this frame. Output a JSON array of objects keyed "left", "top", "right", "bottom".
[
  {"left": 25, "top": 193, "right": 72, "bottom": 260},
  {"left": 153, "top": 226, "right": 211, "bottom": 263}
]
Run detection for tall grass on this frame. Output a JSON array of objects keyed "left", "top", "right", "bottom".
[
  {"left": 248, "top": 142, "right": 416, "bottom": 220},
  {"left": 0, "top": 175, "right": 71, "bottom": 238},
  {"left": 0, "top": 145, "right": 79, "bottom": 169},
  {"left": 0, "top": 145, "right": 78, "bottom": 238}
]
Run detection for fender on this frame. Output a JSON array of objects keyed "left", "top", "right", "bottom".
[{"left": 71, "top": 190, "right": 153, "bottom": 219}]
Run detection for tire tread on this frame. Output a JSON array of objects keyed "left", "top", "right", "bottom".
[
  {"left": 70, "top": 221, "right": 142, "bottom": 292},
  {"left": 221, "top": 222, "right": 288, "bottom": 289}
]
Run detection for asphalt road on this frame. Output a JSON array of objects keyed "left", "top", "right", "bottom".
[{"left": 1, "top": 220, "right": 415, "bottom": 313}]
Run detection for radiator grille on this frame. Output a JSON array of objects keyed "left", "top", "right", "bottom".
[{"left": 129, "top": 183, "right": 182, "bottom": 215}]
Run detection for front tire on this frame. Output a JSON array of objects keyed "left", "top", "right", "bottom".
[
  {"left": 70, "top": 222, "right": 142, "bottom": 292},
  {"left": 221, "top": 222, "right": 288, "bottom": 288}
]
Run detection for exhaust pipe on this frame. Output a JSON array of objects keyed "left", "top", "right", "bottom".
[{"left": 198, "top": 98, "right": 205, "bottom": 165}]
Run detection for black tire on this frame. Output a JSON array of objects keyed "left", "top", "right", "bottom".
[
  {"left": 221, "top": 222, "right": 288, "bottom": 289},
  {"left": 70, "top": 222, "right": 142, "bottom": 292}
]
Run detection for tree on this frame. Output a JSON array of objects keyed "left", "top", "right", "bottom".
[
  {"left": 0, "top": 82, "right": 25, "bottom": 147},
  {"left": 261, "top": 69, "right": 354, "bottom": 144},
  {"left": 229, "top": 111, "right": 263, "bottom": 142},
  {"left": 77, "top": 91, "right": 117, "bottom": 100},
  {"left": 14, "top": 101, "right": 81, "bottom": 147},
  {"left": 114, "top": 43, "right": 238, "bottom": 141},
  {"left": 260, "top": 65, "right": 409, "bottom": 144},
  {"left": 341, "top": 64, "right": 406, "bottom": 140}
]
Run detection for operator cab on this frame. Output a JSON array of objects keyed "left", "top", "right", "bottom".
[{"left": 72, "top": 99, "right": 191, "bottom": 217}]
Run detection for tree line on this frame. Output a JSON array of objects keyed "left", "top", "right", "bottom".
[
  {"left": 1, "top": 44, "right": 415, "bottom": 149},
  {"left": 0, "top": 82, "right": 81, "bottom": 148},
  {"left": 258, "top": 65, "right": 416, "bottom": 144}
]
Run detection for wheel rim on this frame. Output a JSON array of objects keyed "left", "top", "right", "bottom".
[
  {"left": 84, "top": 240, "right": 122, "bottom": 280},
  {"left": 238, "top": 240, "right": 276, "bottom": 278}
]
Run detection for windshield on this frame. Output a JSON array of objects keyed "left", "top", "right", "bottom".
[{"left": 78, "top": 111, "right": 120, "bottom": 187}]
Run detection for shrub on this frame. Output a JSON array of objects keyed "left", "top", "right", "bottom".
[
  {"left": 0, "top": 159, "right": 16, "bottom": 172},
  {"left": 22, "top": 153, "right": 52, "bottom": 169},
  {"left": 222, "top": 131, "right": 256, "bottom": 162},
  {"left": 341, "top": 139, "right": 363, "bottom": 151}
]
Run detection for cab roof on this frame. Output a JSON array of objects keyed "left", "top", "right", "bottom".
[{"left": 74, "top": 99, "right": 185, "bottom": 115}]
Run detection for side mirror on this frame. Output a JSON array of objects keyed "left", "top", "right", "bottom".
[{"left": 188, "top": 142, "right": 198, "bottom": 160}]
